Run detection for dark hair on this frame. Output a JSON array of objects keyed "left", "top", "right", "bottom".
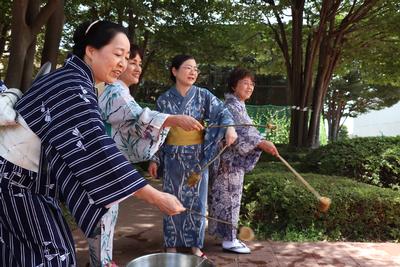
[
  {"left": 73, "top": 20, "right": 128, "bottom": 59},
  {"left": 227, "top": 67, "right": 255, "bottom": 93},
  {"left": 169, "top": 54, "right": 195, "bottom": 83},
  {"left": 129, "top": 44, "right": 144, "bottom": 60}
]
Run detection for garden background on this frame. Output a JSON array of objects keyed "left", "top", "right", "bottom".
[{"left": 1, "top": 0, "right": 399, "bottom": 243}]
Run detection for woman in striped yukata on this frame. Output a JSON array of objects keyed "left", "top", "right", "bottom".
[
  {"left": 89, "top": 45, "right": 202, "bottom": 266},
  {"left": 0, "top": 21, "right": 184, "bottom": 267},
  {"left": 208, "top": 67, "right": 278, "bottom": 254}
]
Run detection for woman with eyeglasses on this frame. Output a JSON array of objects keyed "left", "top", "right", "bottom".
[
  {"left": 208, "top": 67, "right": 278, "bottom": 254},
  {"left": 0, "top": 21, "right": 185, "bottom": 267},
  {"left": 148, "top": 54, "right": 238, "bottom": 258},
  {"left": 91, "top": 45, "right": 202, "bottom": 266}
]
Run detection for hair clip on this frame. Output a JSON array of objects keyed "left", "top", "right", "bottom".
[{"left": 85, "top": 20, "right": 100, "bottom": 35}]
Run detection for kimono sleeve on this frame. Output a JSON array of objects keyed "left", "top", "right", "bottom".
[
  {"left": 149, "top": 97, "right": 167, "bottom": 165},
  {"left": 227, "top": 102, "right": 263, "bottom": 156},
  {"left": 203, "top": 90, "right": 234, "bottom": 163},
  {"left": 100, "top": 83, "right": 169, "bottom": 142},
  {"left": 44, "top": 85, "right": 147, "bottom": 207}
]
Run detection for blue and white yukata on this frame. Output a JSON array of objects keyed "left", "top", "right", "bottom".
[
  {"left": 0, "top": 56, "right": 148, "bottom": 267},
  {"left": 86, "top": 80, "right": 169, "bottom": 266},
  {"left": 0, "top": 80, "right": 7, "bottom": 92},
  {"left": 208, "top": 93, "right": 263, "bottom": 241},
  {"left": 154, "top": 86, "right": 233, "bottom": 249}
]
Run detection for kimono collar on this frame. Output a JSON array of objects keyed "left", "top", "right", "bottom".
[
  {"left": 64, "top": 55, "right": 95, "bottom": 85},
  {"left": 225, "top": 93, "right": 245, "bottom": 109},
  {"left": 115, "top": 79, "right": 129, "bottom": 90},
  {"left": 170, "top": 85, "right": 196, "bottom": 98}
]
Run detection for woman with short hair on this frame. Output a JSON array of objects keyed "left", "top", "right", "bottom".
[{"left": 208, "top": 67, "right": 278, "bottom": 254}]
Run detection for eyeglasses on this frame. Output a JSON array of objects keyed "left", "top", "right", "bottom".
[
  {"left": 181, "top": 65, "right": 200, "bottom": 74},
  {"left": 240, "top": 80, "right": 255, "bottom": 87}
]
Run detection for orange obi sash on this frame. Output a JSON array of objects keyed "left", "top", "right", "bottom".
[{"left": 166, "top": 126, "right": 204, "bottom": 146}]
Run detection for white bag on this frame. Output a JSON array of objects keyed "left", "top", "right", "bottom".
[
  {"left": 0, "top": 88, "right": 23, "bottom": 126},
  {"left": 0, "top": 88, "right": 40, "bottom": 172}
]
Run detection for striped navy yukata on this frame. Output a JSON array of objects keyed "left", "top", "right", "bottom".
[{"left": 0, "top": 55, "right": 147, "bottom": 267}]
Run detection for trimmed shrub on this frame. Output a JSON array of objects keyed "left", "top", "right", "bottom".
[
  {"left": 259, "top": 144, "right": 310, "bottom": 162},
  {"left": 377, "top": 146, "right": 400, "bottom": 189},
  {"left": 241, "top": 166, "right": 400, "bottom": 241},
  {"left": 300, "top": 136, "right": 400, "bottom": 189}
]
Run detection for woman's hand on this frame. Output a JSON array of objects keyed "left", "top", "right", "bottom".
[
  {"left": 134, "top": 185, "right": 185, "bottom": 216},
  {"left": 258, "top": 140, "right": 279, "bottom": 156},
  {"left": 225, "top": 126, "right": 238, "bottom": 146},
  {"left": 148, "top": 161, "right": 158, "bottom": 178},
  {"left": 153, "top": 192, "right": 186, "bottom": 216},
  {"left": 163, "top": 115, "right": 204, "bottom": 131}
]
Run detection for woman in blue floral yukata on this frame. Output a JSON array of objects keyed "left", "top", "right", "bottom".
[
  {"left": 208, "top": 67, "right": 279, "bottom": 254},
  {"left": 91, "top": 46, "right": 202, "bottom": 266},
  {"left": 148, "top": 55, "right": 238, "bottom": 258}
]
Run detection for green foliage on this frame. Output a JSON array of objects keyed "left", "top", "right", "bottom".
[
  {"left": 247, "top": 104, "right": 290, "bottom": 144},
  {"left": 326, "top": 70, "right": 400, "bottom": 121},
  {"left": 259, "top": 145, "right": 310, "bottom": 163},
  {"left": 366, "top": 146, "right": 400, "bottom": 190},
  {"left": 241, "top": 165, "right": 400, "bottom": 241},
  {"left": 337, "top": 125, "right": 349, "bottom": 141},
  {"left": 340, "top": 1, "right": 400, "bottom": 87},
  {"left": 301, "top": 137, "right": 400, "bottom": 189}
]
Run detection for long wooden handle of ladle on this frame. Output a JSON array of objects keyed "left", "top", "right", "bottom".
[
  {"left": 200, "top": 144, "right": 228, "bottom": 171},
  {"left": 187, "top": 209, "right": 237, "bottom": 229},
  {"left": 277, "top": 154, "right": 322, "bottom": 200}
]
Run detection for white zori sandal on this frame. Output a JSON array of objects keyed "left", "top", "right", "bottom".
[{"left": 222, "top": 239, "right": 251, "bottom": 254}]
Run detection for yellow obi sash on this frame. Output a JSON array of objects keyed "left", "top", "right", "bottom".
[{"left": 166, "top": 126, "right": 204, "bottom": 146}]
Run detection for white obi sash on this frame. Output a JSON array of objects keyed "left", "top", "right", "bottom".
[{"left": 0, "top": 89, "right": 40, "bottom": 172}]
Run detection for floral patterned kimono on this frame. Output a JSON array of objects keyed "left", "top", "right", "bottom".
[
  {"left": 208, "top": 93, "right": 263, "bottom": 241},
  {"left": 99, "top": 80, "right": 169, "bottom": 163},
  {"left": 87, "top": 80, "right": 170, "bottom": 266},
  {"left": 154, "top": 85, "right": 233, "bottom": 249}
]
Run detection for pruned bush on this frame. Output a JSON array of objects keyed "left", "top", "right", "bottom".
[
  {"left": 259, "top": 144, "right": 310, "bottom": 162},
  {"left": 241, "top": 167, "right": 400, "bottom": 241},
  {"left": 300, "top": 136, "right": 400, "bottom": 189}
]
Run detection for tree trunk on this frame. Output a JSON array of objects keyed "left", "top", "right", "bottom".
[
  {"left": 41, "top": 0, "right": 64, "bottom": 70},
  {"left": 289, "top": 0, "right": 305, "bottom": 147},
  {"left": 5, "top": 0, "right": 60, "bottom": 90},
  {"left": 20, "top": 0, "right": 40, "bottom": 90},
  {"left": 5, "top": 0, "right": 30, "bottom": 88},
  {"left": 21, "top": 40, "right": 37, "bottom": 90},
  {"left": 266, "top": 0, "right": 380, "bottom": 148}
]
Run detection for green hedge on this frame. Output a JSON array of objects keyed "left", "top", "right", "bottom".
[
  {"left": 300, "top": 136, "right": 400, "bottom": 189},
  {"left": 240, "top": 165, "right": 400, "bottom": 241},
  {"left": 259, "top": 144, "right": 310, "bottom": 163}
]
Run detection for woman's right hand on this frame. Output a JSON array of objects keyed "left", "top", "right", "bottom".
[
  {"left": 134, "top": 185, "right": 186, "bottom": 216},
  {"left": 163, "top": 115, "right": 204, "bottom": 131},
  {"left": 148, "top": 161, "right": 158, "bottom": 178},
  {"left": 155, "top": 192, "right": 186, "bottom": 216}
]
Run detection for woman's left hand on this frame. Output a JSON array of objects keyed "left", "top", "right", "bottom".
[
  {"left": 224, "top": 126, "right": 238, "bottom": 146},
  {"left": 259, "top": 140, "right": 279, "bottom": 156}
]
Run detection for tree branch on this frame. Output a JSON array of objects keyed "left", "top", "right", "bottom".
[{"left": 31, "top": 0, "right": 60, "bottom": 36}]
